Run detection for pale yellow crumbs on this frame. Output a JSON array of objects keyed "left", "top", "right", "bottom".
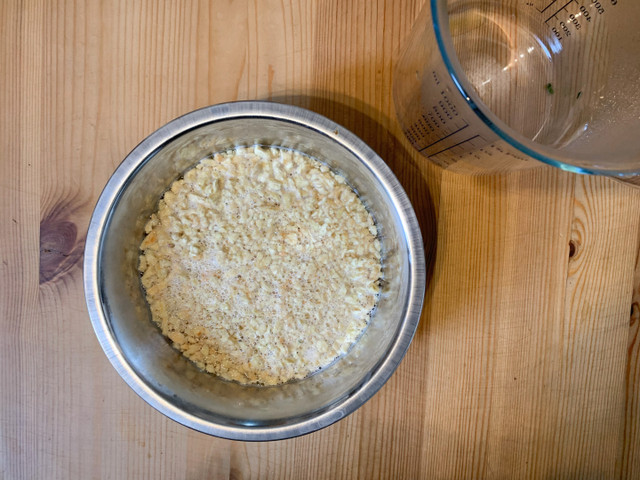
[{"left": 139, "top": 146, "right": 382, "bottom": 385}]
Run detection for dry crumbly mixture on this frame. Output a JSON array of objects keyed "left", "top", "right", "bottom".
[{"left": 138, "top": 146, "right": 382, "bottom": 385}]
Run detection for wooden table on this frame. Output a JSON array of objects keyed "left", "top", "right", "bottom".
[{"left": 3, "top": 0, "right": 639, "bottom": 478}]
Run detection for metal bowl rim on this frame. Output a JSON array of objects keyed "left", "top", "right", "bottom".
[{"left": 83, "top": 100, "right": 426, "bottom": 441}]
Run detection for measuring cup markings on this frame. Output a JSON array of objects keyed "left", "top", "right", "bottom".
[{"left": 539, "top": 0, "right": 614, "bottom": 43}]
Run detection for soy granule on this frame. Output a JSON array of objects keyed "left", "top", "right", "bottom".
[{"left": 139, "top": 146, "right": 381, "bottom": 385}]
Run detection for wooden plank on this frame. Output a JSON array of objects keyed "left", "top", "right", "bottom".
[
  {"left": 551, "top": 176, "right": 640, "bottom": 477},
  {"left": 617, "top": 214, "right": 640, "bottom": 479},
  {"left": 419, "top": 170, "right": 640, "bottom": 478},
  {"left": 419, "top": 167, "right": 574, "bottom": 478},
  {"left": 1, "top": 1, "right": 47, "bottom": 479}
]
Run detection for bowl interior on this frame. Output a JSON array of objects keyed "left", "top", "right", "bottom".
[{"left": 99, "top": 116, "right": 413, "bottom": 428}]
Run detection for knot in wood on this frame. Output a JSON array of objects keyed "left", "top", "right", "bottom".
[{"left": 39, "top": 206, "right": 84, "bottom": 284}]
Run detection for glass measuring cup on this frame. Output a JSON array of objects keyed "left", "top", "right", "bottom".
[{"left": 393, "top": 0, "right": 640, "bottom": 180}]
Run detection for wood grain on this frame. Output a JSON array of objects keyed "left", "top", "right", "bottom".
[
  {"left": 618, "top": 221, "right": 640, "bottom": 478},
  {"left": 2, "top": 0, "right": 640, "bottom": 479}
]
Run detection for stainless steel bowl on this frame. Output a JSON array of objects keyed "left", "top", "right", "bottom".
[{"left": 84, "top": 101, "right": 425, "bottom": 440}]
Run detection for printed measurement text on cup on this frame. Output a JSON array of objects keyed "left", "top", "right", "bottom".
[{"left": 535, "top": 0, "right": 617, "bottom": 41}]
